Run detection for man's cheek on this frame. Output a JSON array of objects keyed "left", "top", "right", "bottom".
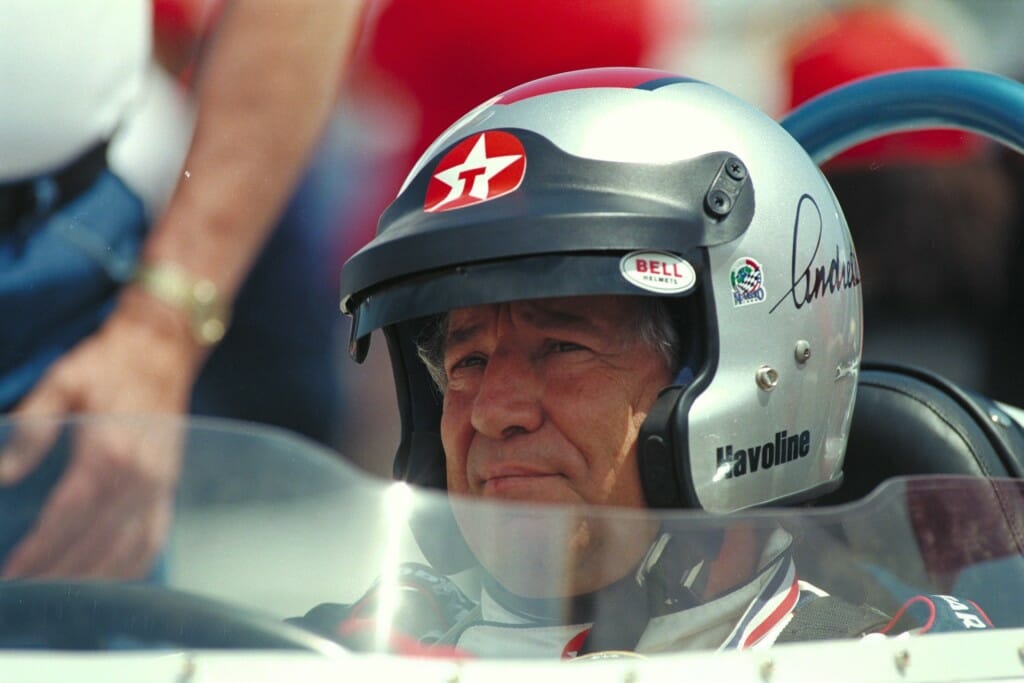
[
  {"left": 445, "top": 468, "right": 463, "bottom": 495},
  {"left": 440, "top": 429, "right": 471, "bottom": 496}
]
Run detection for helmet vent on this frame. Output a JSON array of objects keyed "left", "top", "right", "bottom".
[{"left": 704, "top": 156, "right": 749, "bottom": 219}]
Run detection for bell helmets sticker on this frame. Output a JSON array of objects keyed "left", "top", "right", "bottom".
[
  {"left": 730, "top": 257, "right": 766, "bottom": 307},
  {"left": 424, "top": 131, "right": 526, "bottom": 212},
  {"left": 619, "top": 251, "right": 696, "bottom": 294}
]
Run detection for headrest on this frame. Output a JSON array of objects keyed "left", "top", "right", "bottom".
[{"left": 826, "top": 363, "right": 1024, "bottom": 504}]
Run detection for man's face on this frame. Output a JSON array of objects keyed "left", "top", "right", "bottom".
[{"left": 439, "top": 295, "right": 673, "bottom": 509}]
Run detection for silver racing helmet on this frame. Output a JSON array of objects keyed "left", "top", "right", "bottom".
[{"left": 340, "top": 67, "right": 862, "bottom": 514}]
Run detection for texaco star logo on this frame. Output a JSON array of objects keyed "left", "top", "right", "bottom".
[{"left": 424, "top": 131, "right": 526, "bottom": 212}]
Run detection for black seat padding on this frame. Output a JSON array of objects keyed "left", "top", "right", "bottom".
[{"left": 823, "top": 363, "right": 1024, "bottom": 504}]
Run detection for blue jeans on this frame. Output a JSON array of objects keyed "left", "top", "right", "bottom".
[
  {"left": 0, "top": 171, "right": 146, "bottom": 566},
  {"left": 0, "top": 157, "right": 346, "bottom": 569},
  {"left": 0, "top": 171, "right": 146, "bottom": 411}
]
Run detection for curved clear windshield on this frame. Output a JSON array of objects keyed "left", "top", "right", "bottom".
[{"left": 0, "top": 415, "right": 1021, "bottom": 658}]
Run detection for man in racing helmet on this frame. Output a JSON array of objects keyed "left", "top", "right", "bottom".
[{"left": 319, "top": 67, "right": 899, "bottom": 656}]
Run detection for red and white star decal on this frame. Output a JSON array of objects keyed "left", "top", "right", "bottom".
[{"left": 424, "top": 131, "right": 526, "bottom": 212}]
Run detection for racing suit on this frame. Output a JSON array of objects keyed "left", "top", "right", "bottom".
[{"left": 296, "top": 527, "right": 982, "bottom": 657}]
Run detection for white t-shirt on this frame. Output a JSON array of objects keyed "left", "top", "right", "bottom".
[{"left": 0, "top": 1, "right": 193, "bottom": 216}]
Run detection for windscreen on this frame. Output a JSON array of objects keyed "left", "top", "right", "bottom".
[{"left": 0, "top": 415, "right": 1020, "bottom": 657}]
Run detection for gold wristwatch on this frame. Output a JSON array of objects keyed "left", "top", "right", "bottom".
[{"left": 132, "top": 261, "right": 231, "bottom": 346}]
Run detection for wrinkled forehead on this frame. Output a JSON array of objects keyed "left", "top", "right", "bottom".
[
  {"left": 447, "top": 294, "right": 640, "bottom": 323},
  {"left": 445, "top": 295, "right": 645, "bottom": 340}
]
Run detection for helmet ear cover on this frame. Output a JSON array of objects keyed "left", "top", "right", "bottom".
[
  {"left": 637, "top": 279, "right": 717, "bottom": 510},
  {"left": 638, "top": 386, "right": 692, "bottom": 507}
]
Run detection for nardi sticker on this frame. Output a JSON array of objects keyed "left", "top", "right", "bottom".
[
  {"left": 730, "top": 257, "right": 766, "bottom": 307},
  {"left": 619, "top": 251, "right": 696, "bottom": 294}
]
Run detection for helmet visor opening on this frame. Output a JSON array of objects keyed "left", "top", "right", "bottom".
[{"left": 348, "top": 251, "right": 703, "bottom": 360}]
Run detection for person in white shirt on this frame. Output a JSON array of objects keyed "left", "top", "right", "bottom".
[{"left": 0, "top": 0, "right": 363, "bottom": 580}]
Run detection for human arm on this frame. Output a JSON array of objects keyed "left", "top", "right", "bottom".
[{"left": 0, "top": 0, "right": 364, "bottom": 578}]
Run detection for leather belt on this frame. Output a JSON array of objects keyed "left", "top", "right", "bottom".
[{"left": 0, "top": 142, "right": 109, "bottom": 231}]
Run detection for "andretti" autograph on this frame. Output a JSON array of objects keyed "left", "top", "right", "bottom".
[{"left": 770, "top": 194, "right": 861, "bottom": 314}]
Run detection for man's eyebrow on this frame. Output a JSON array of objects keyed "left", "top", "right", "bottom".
[{"left": 444, "top": 322, "right": 483, "bottom": 350}]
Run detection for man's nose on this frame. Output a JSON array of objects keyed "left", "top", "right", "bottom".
[{"left": 470, "top": 349, "right": 543, "bottom": 439}]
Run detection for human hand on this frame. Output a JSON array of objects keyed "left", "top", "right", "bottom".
[{"left": 0, "top": 291, "right": 203, "bottom": 579}]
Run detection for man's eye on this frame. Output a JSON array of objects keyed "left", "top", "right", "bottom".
[
  {"left": 548, "top": 340, "right": 587, "bottom": 354},
  {"left": 449, "top": 354, "right": 487, "bottom": 372}
]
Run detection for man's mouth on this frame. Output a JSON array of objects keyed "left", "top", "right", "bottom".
[{"left": 480, "top": 472, "right": 566, "bottom": 498}]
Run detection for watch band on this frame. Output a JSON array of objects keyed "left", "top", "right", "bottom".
[{"left": 131, "top": 261, "right": 231, "bottom": 346}]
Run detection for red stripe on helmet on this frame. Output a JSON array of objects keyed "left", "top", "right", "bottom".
[{"left": 496, "top": 67, "right": 684, "bottom": 105}]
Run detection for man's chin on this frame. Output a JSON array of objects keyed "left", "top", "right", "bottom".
[
  {"left": 453, "top": 496, "right": 590, "bottom": 597},
  {"left": 454, "top": 506, "right": 658, "bottom": 598},
  {"left": 479, "top": 474, "right": 577, "bottom": 504}
]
